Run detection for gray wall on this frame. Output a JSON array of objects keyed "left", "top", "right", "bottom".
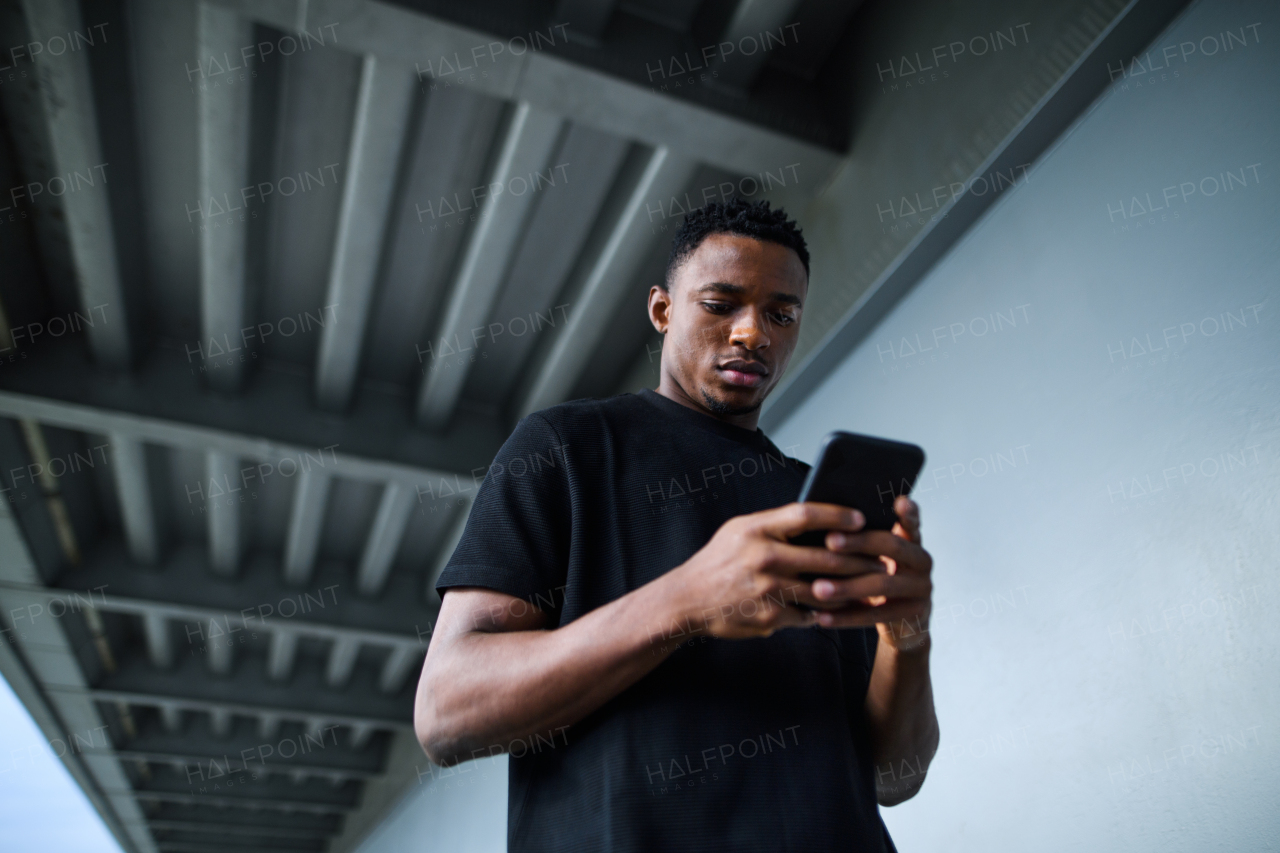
[
  {"left": 357, "top": 0, "right": 1277, "bottom": 849},
  {"left": 772, "top": 0, "right": 1278, "bottom": 849},
  {"left": 354, "top": 754, "right": 507, "bottom": 853}
]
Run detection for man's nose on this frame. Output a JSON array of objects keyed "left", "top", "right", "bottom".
[{"left": 728, "top": 311, "right": 771, "bottom": 350}]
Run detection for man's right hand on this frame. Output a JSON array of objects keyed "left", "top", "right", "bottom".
[{"left": 659, "top": 502, "right": 888, "bottom": 640}]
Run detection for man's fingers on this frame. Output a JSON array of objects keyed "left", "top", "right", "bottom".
[
  {"left": 811, "top": 572, "right": 931, "bottom": 604},
  {"left": 758, "top": 579, "right": 836, "bottom": 610},
  {"left": 768, "top": 541, "right": 888, "bottom": 579},
  {"left": 693, "top": 579, "right": 835, "bottom": 622},
  {"left": 813, "top": 600, "right": 931, "bottom": 630},
  {"left": 823, "top": 529, "right": 931, "bottom": 575},
  {"left": 894, "top": 495, "right": 922, "bottom": 544},
  {"left": 754, "top": 502, "right": 864, "bottom": 540}
]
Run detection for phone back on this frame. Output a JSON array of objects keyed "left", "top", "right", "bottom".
[{"left": 792, "top": 431, "right": 925, "bottom": 544}]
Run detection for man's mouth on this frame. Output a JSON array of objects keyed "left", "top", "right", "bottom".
[{"left": 716, "top": 359, "right": 768, "bottom": 388}]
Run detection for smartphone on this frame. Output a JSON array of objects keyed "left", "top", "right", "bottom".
[{"left": 790, "top": 431, "right": 926, "bottom": 547}]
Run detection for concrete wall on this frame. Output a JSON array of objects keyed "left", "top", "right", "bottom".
[
  {"left": 356, "top": 0, "right": 1277, "bottom": 850},
  {"left": 771, "top": 0, "right": 1278, "bottom": 849},
  {"left": 352, "top": 754, "right": 507, "bottom": 853}
]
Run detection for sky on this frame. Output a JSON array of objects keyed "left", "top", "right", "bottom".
[{"left": 0, "top": 671, "right": 124, "bottom": 852}]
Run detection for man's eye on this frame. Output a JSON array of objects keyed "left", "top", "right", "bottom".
[
  {"left": 701, "top": 302, "right": 732, "bottom": 314},
  {"left": 771, "top": 313, "right": 796, "bottom": 326}
]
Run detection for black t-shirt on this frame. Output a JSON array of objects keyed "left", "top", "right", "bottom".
[{"left": 437, "top": 388, "right": 896, "bottom": 853}]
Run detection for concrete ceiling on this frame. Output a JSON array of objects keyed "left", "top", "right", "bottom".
[{"left": 0, "top": 0, "right": 853, "bottom": 850}]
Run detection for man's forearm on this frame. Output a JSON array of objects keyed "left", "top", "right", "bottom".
[
  {"left": 865, "top": 636, "right": 939, "bottom": 805},
  {"left": 418, "top": 577, "right": 691, "bottom": 765}
]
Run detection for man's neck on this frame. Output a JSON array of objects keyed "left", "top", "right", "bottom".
[{"left": 654, "top": 374, "right": 761, "bottom": 432}]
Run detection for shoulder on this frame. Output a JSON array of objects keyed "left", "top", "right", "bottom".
[
  {"left": 496, "top": 393, "right": 649, "bottom": 471},
  {"left": 524, "top": 392, "right": 651, "bottom": 439}
]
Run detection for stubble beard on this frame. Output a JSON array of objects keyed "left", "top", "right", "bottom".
[{"left": 700, "top": 386, "right": 763, "bottom": 418}]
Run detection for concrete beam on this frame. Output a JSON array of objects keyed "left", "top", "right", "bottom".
[
  {"left": 3, "top": 573, "right": 427, "bottom": 700},
  {"left": 416, "top": 101, "right": 564, "bottom": 429},
  {"left": 75, "top": 645, "right": 416, "bottom": 731},
  {"left": 282, "top": 468, "right": 331, "bottom": 585},
  {"left": 267, "top": 629, "right": 298, "bottom": 681},
  {"left": 113, "top": 747, "right": 375, "bottom": 782},
  {"left": 377, "top": 645, "right": 421, "bottom": 695},
  {"left": 147, "top": 818, "right": 328, "bottom": 836},
  {"left": 139, "top": 764, "right": 360, "bottom": 808},
  {"left": 49, "top": 540, "right": 430, "bottom": 643},
  {"left": 83, "top": 682, "right": 412, "bottom": 736},
  {"left": 355, "top": 481, "right": 414, "bottom": 597},
  {"left": 78, "top": 586, "right": 421, "bottom": 659},
  {"left": 519, "top": 50, "right": 838, "bottom": 182},
  {"left": 204, "top": 450, "right": 240, "bottom": 576},
  {"left": 348, "top": 723, "right": 374, "bottom": 750},
  {"left": 555, "top": 0, "right": 618, "bottom": 41},
  {"left": 258, "top": 714, "right": 280, "bottom": 740},
  {"left": 146, "top": 808, "right": 335, "bottom": 828},
  {"left": 709, "top": 0, "right": 805, "bottom": 90},
  {"left": 324, "top": 637, "right": 360, "bottom": 689},
  {"left": 115, "top": 714, "right": 385, "bottom": 775},
  {"left": 211, "top": 0, "right": 845, "bottom": 181},
  {"left": 195, "top": 1, "right": 254, "bottom": 393},
  {"left": 0, "top": 334, "right": 503, "bottom": 487},
  {"left": 143, "top": 613, "right": 173, "bottom": 670},
  {"left": 206, "top": 639, "right": 233, "bottom": 677},
  {"left": 138, "top": 802, "right": 340, "bottom": 834},
  {"left": 18, "top": 0, "right": 130, "bottom": 368},
  {"left": 519, "top": 146, "right": 697, "bottom": 416},
  {"left": 159, "top": 703, "right": 183, "bottom": 733},
  {"left": 126, "top": 788, "right": 346, "bottom": 815},
  {"left": 143, "top": 819, "right": 330, "bottom": 842},
  {"left": 109, "top": 434, "right": 159, "bottom": 564},
  {"left": 314, "top": 55, "right": 417, "bottom": 411}
]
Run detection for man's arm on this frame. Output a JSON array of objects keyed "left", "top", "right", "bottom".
[
  {"left": 806, "top": 496, "right": 939, "bottom": 805},
  {"left": 865, "top": 631, "right": 937, "bottom": 805},
  {"left": 414, "top": 581, "right": 688, "bottom": 766},
  {"left": 414, "top": 503, "right": 895, "bottom": 766}
]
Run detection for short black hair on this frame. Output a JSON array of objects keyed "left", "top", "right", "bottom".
[{"left": 662, "top": 197, "right": 809, "bottom": 290}]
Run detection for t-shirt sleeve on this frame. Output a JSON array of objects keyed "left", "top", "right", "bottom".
[{"left": 435, "top": 412, "right": 572, "bottom": 609}]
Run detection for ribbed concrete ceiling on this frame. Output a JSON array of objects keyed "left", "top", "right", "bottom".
[
  {"left": 0, "top": 0, "right": 853, "bottom": 850},
  {"left": 0, "top": 0, "right": 1193, "bottom": 849}
]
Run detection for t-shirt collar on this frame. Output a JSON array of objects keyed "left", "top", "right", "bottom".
[{"left": 637, "top": 388, "right": 774, "bottom": 451}]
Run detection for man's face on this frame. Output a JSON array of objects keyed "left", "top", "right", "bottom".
[{"left": 648, "top": 232, "right": 808, "bottom": 418}]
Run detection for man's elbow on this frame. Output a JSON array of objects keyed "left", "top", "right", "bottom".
[
  {"left": 414, "top": 713, "right": 443, "bottom": 764},
  {"left": 414, "top": 704, "right": 468, "bottom": 767},
  {"left": 413, "top": 674, "right": 465, "bottom": 766},
  {"left": 877, "top": 775, "right": 925, "bottom": 807}
]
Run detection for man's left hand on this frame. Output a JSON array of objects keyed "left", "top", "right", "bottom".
[{"left": 806, "top": 495, "right": 933, "bottom": 652}]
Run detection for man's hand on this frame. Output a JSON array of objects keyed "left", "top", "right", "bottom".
[
  {"left": 806, "top": 495, "right": 933, "bottom": 652},
  {"left": 661, "top": 502, "right": 889, "bottom": 640}
]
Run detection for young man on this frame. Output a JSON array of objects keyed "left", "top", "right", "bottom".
[{"left": 415, "top": 199, "right": 938, "bottom": 851}]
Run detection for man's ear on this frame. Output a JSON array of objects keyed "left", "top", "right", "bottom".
[{"left": 648, "top": 284, "right": 672, "bottom": 334}]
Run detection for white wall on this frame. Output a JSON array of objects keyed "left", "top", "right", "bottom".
[
  {"left": 353, "top": 754, "right": 508, "bottom": 853},
  {"left": 772, "top": 0, "right": 1279, "bottom": 849}
]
